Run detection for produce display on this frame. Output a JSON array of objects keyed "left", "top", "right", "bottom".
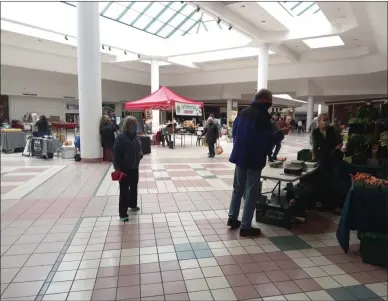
[
  {"left": 1, "top": 128, "right": 22, "bottom": 133},
  {"left": 380, "top": 131, "right": 388, "bottom": 147},
  {"left": 183, "top": 120, "right": 196, "bottom": 128},
  {"left": 352, "top": 172, "right": 388, "bottom": 187}
]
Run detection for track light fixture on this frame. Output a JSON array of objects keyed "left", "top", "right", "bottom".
[
  {"left": 124, "top": 51, "right": 127, "bottom": 55},
  {"left": 64, "top": 35, "right": 68, "bottom": 41},
  {"left": 138, "top": 54, "right": 141, "bottom": 59},
  {"left": 102, "top": 45, "right": 105, "bottom": 50},
  {"left": 228, "top": 25, "right": 232, "bottom": 30},
  {"left": 217, "top": 18, "right": 221, "bottom": 24},
  {"left": 108, "top": 46, "right": 111, "bottom": 51},
  {"left": 196, "top": 6, "right": 200, "bottom": 12}
]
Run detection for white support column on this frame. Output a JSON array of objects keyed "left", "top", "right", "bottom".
[
  {"left": 307, "top": 95, "right": 314, "bottom": 132},
  {"left": 318, "top": 104, "right": 322, "bottom": 115},
  {"left": 257, "top": 44, "right": 269, "bottom": 91},
  {"left": 226, "top": 99, "right": 232, "bottom": 123},
  {"left": 76, "top": 2, "right": 102, "bottom": 162},
  {"left": 151, "top": 59, "right": 160, "bottom": 133}
]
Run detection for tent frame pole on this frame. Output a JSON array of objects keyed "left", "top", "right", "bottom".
[{"left": 172, "top": 105, "right": 175, "bottom": 149}]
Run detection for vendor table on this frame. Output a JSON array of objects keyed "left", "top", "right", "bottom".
[
  {"left": 260, "top": 165, "right": 318, "bottom": 196},
  {"left": 175, "top": 133, "right": 194, "bottom": 147},
  {"left": 336, "top": 186, "right": 387, "bottom": 253},
  {"left": 1, "top": 132, "right": 26, "bottom": 153},
  {"left": 341, "top": 163, "right": 387, "bottom": 179},
  {"left": 30, "top": 137, "right": 62, "bottom": 159},
  {"left": 256, "top": 166, "right": 318, "bottom": 228}
]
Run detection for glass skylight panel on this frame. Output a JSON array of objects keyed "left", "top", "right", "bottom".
[
  {"left": 158, "top": 24, "right": 175, "bottom": 38},
  {"left": 157, "top": 8, "right": 177, "bottom": 23},
  {"left": 131, "top": 2, "right": 151, "bottom": 13},
  {"left": 120, "top": 10, "right": 141, "bottom": 25},
  {"left": 179, "top": 18, "right": 196, "bottom": 32},
  {"left": 133, "top": 14, "right": 153, "bottom": 29},
  {"left": 279, "top": 1, "right": 320, "bottom": 17},
  {"left": 302, "top": 35, "right": 344, "bottom": 48},
  {"left": 180, "top": 5, "right": 196, "bottom": 16},
  {"left": 103, "top": 2, "right": 126, "bottom": 19},
  {"left": 170, "top": 2, "right": 185, "bottom": 11},
  {"left": 168, "top": 14, "right": 186, "bottom": 27},
  {"left": 146, "top": 20, "right": 165, "bottom": 34},
  {"left": 146, "top": 2, "right": 165, "bottom": 18}
]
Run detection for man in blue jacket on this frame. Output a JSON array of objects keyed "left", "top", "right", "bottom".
[{"left": 227, "top": 89, "right": 288, "bottom": 237}]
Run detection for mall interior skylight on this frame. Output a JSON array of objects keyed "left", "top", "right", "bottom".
[
  {"left": 65, "top": 1, "right": 233, "bottom": 39},
  {"left": 170, "top": 47, "right": 274, "bottom": 64},
  {"left": 279, "top": 2, "right": 320, "bottom": 17},
  {"left": 303, "top": 35, "right": 344, "bottom": 49}
]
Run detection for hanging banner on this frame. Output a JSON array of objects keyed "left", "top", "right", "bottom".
[{"left": 175, "top": 103, "right": 202, "bottom": 116}]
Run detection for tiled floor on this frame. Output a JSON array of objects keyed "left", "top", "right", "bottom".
[{"left": 1, "top": 133, "right": 387, "bottom": 301}]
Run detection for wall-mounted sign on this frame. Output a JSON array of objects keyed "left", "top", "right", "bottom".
[
  {"left": 175, "top": 103, "right": 202, "bottom": 116},
  {"left": 66, "top": 104, "right": 79, "bottom": 110},
  {"left": 232, "top": 101, "right": 238, "bottom": 108}
]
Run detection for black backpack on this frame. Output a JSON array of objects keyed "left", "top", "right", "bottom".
[{"left": 74, "top": 154, "right": 81, "bottom": 162}]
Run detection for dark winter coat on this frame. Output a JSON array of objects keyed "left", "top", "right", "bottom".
[
  {"left": 203, "top": 123, "right": 219, "bottom": 144},
  {"left": 113, "top": 132, "right": 143, "bottom": 172},
  {"left": 100, "top": 123, "right": 116, "bottom": 148}
]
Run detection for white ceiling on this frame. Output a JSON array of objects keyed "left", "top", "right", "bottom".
[{"left": 0, "top": 1, "right": 387, "bottom": 104}]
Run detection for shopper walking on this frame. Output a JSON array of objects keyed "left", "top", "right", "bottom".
[
  {"left": 100, "top": 115, "right": 116, "bottom": 162},
  {"left": 202, "top": 117, "right": 219, "bottom": 158},
  {"left": 113, "top": 116, "right": 143, "bottom": 221},
  {"left": 228, "top": 89, "right": 289, "bottom": 237},
  {"left": 268, "top": 113, "right": 287, "bottom": 162}
]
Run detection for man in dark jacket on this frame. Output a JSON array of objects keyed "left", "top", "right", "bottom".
[{"left": 228, "top": 89, "right": 288, "bottom": 237}]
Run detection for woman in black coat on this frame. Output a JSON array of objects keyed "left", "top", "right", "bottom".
[
  {"left": 312, "top": 113, "right": 343, "bottom": 213},
  {"left": 100, "top": 115, "right": 116, "bottom": 162},
  {"left": 113, "top": 116, "right": 143, "bottom": 221},
  {"left": 202, "top": 117, "right": 219, "bottom": 158}
]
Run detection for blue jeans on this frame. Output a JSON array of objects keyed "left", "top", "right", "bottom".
[{"left": 228, "top": 166, "right": 262, "bottom": 229}]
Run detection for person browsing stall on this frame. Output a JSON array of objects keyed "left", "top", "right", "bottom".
[
  {"left": 35, "top": 115, "right": 49, "bottom": 137},
  {"left": 227, "top": 89, "right": 290, "bottom": 237},
  {"left": 113, "top": 116, "right": 143, "bottom": 222}
]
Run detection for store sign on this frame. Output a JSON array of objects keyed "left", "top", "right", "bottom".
[
  {"left": 175, "top": 103, "right": 202, "bottom": 116},
  {"left": 232, "top": 101, "right": 238, "bottom": 108},
  {"left": 31, "top": 138, "right": 43, "bottom": 157}
]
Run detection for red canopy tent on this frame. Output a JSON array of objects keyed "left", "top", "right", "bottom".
[{"left": 125, "top": 86, "right": 204, "bottom": 110}]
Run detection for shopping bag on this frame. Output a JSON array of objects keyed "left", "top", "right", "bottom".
[
  {"left": 216, "top": 145, "right": 223, "bottom": 155},
  {"left": 111, "top": 170, "right": 126, "bottom": 181}
]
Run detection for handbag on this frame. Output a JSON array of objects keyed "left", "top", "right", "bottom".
[
  {"left": 215, "top": 141, "right": 223, "bottom": 155},
  {"left": 111, "top": 170, "right": 126, "bottom": 181}
]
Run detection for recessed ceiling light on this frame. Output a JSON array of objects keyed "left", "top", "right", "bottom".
[{"left": 303, "top": 35, "right": 345, "bottom": 49}]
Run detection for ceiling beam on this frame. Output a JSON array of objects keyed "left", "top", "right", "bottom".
[
  {"left": 269, "top": 44, "right": 300, "bottom": 63},
  {"left": 192, "top": 1, "right": 264, "bottom": 40}
]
